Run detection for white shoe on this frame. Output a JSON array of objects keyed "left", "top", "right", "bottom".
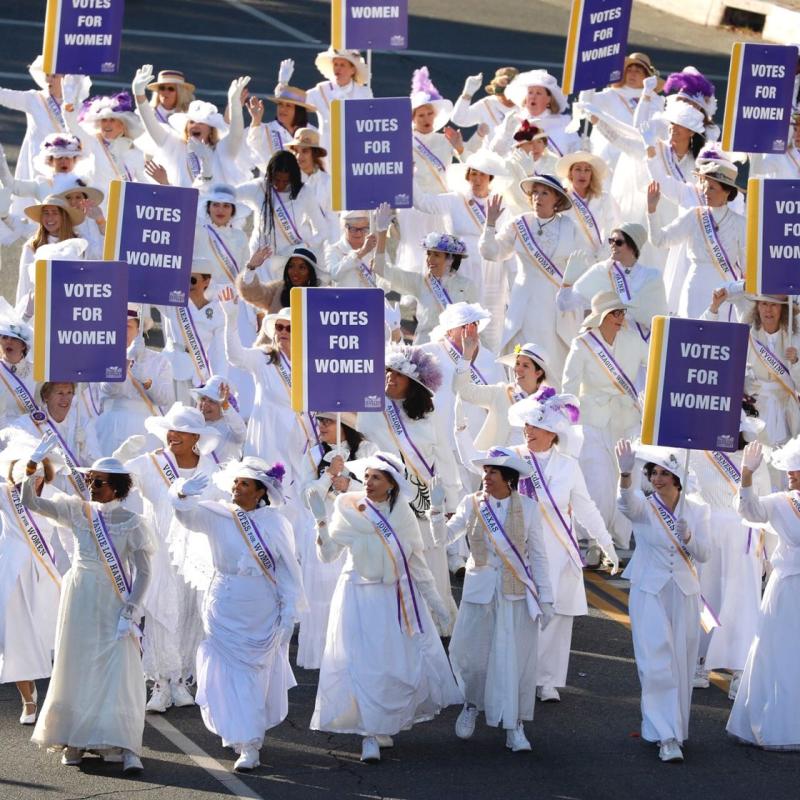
[
  {"left": 122, "top": 750, "right": 144, "bottom": 774},
  {"left": 233, "top": 745, "right": 260, "bottom": 772},
  {"left": 505, "top": 722, "right": 532, "bottom": 752},
  {"left": 658, "top": 739, "right": 683, "bottom": 763},
  {"left": 171, "top": 679, "right": 195, "bottom": 707},
  {"left": 19, "top": 685, "right": 37, "bottom": 724},
  {"left": 360, "top": 736, "right": 381, "bottom": 763},
  {"left": 537, "top": 686, "right": 561, "bottom": 703},
  {"left": 728, "top": 671, "right": 742, "bottom": 700},
  {"left": 585, "top": 544, "right": 603, "bottom": 568},
  {"left": 146, "top": 681, "right": 173, "bottom": 713},
  {"left": 375, "top": 735, "right": 394, "bottom": 748},
  {"left": 61, "top": 747, "right": 83, "bottom": 766},
  {"left": 455, "top": 704, "right": 479, "bottom": 739},
  {"left": 692, "top": 667, "right": 710, "bottom": 689}
]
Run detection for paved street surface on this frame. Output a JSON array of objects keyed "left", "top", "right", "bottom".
[{"left": 0, "top": 2, "right": 794, "bottom": 798}]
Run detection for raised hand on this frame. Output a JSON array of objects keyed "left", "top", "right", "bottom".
[
  {"left": 486, "top": 194, "right": 504, "bottom": 226},
  {"left": 132, "top": 64, "right": 154, "bottom": 98}
]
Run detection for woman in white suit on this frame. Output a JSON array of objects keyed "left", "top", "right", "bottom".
[{"left": 615, "top": 440, "right": 711, "bottom": 764}]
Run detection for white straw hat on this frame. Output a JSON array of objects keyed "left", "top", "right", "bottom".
[
  {"left": 314, "top": 47, "right": 370, "bottom": 85},
  {"left": 472, "top": 446, "right": 534, "bottom": 477},
  {"left": 464, "top": 149, "right": 509, "bottom": 177},
  {"left": 555, "top": 150, "right": 609, "bottom": 184},
  {"left": 144, "top": 402, "right": 221, "bottom": 455},
  {"left": 24, "top": 194, "right": 85, "bottom": 227},
  {"left": 582, "top": 290, "right": 630, "bottom": 329}
]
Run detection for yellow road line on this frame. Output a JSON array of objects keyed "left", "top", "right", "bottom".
[{"left": 584, "top": 570, "right": 631, "bottom": 606}]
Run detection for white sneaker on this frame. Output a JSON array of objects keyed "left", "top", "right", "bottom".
[
  {"left": 537, "top": 686, "right": 561, "bottom": 703},
  {"left": 728, "top": 671, "right": 742, "bottom": 700},
  {"left": 360, "top": 736, "right": 381, "bottom": 763},
  {"left": 19, "top": 685, "right": 37, "bottom": 724},
  {"left": 692, "top": 667, "right": 710, "bottom": 689},
  {"left": 375, "top": 735, "right": 394, "bottom": 748},
  {"left": 505, "top": 722, "right": 532, "bottom": 752},
  {"left": 61, "top": 747, "right": 83, "bottom": 766},
  {"left": 455, "top": 704, "right": 479, "bottom": 739},
  {"left": 234, "top": 745, "right": 260, "bottom": 772},
  {"left": 658, "top": 739, "right": 683, "bottom": 763},
  {"left": 146, "top": 681, "right": 173, "bottom": 713},
  {"left": 171, "top": 679, "right": 195, "bottom": 707},
  {"left": 122, "top": 750, "right": 144, "bottom": 774}
]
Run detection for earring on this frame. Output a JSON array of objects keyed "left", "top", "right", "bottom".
[{"left": 192, "top": 443, "right": 200, "bottom": 455}]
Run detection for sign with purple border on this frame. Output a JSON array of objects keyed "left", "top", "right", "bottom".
[
  {"left": 103, "top": 180, "right": 198, "bottom": 306},
  {"left": 642, "top": 316, "right": 749, "bottom": 452},
  {"left": 330, "top": 97, "right": 412, "bottom": 211},
  {"left": 42, "top": 0, "right": 125, "bottom": 76},
  {"left": 290, "top": 287, "right": 386, "bottom": 412},
  {"left": 332, "top": 0, "right": 408, "bottom": 50},
  {"left": 33, "top": 258, "right": 128, "bottom": 382}
]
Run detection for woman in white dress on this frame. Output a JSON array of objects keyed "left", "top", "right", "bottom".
[
  {"left": 245, "top": 84, "right": 313, "bottom": 166},
  {"left": 451, "top": 68, "right": 518, "bottom": 136},
  {"left": 437, "top": 447, "right": 554, "bottom": 751},
  {"left": 309, "top": 452, "right": 462, "bottom": 763},
  {"left": 0, "top": 313, "right": 37, "bottom": 429},
  {"left": 562, "top": 292, "right": 648, "bottom": 550},
  {"left": 729, "top": 438, "right": 800, "bottom": 750},
  {"left": 615, "top": 440, "right": 711, "bottom": 764},
  {"left": 170, "top": 457, "right": 304, "bottom": 771},
  {"left": 507, "top": 390, "right": 618, "bottom": 699},
  {"left": 24, "top": 451, "right": 154, "bottom": 774},
  {"left": 481, "top": 174, "right": 582, "bottom": 377},
  {"left": 295, "top": 412, "right": 377, "bottom": 669}
]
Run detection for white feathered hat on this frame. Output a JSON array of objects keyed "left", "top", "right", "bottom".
[
  {"left": 169, "top": 100, "right": 228, "bottom": 135},
  {"left": 410, "top": 66, "right": 452, "bottom": 131}
]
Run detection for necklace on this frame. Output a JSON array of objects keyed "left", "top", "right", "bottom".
[{"left": 536, "top": 215, "right": 556, "bottom": 236}]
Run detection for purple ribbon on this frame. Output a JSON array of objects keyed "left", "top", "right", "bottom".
[
  {"left": 96, "top": 509, "right": 132, "bottom": 594},
  {"left": 389, "top": 399, "right": 435, "bottom": 477},
  {"left": 272, "top": 188, "right": 302, "bottom": 242},
  {"left": 206, "top": 224, "right": 241, "bottom": 276},
  {"left": 481, "top": 498, "right": 536, "bottom": 583}
]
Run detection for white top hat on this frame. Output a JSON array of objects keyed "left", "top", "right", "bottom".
[
  {"left": 464, "top": 149, "right": 509, "bottom": 177},
  {"left": 213, "top": 456, "right": 286, "bottom": 505},
  {"left": 771, "top": 436, "right": 800, "bottom": 471},
  {"left": 431, "top": 301, "right": 491, "bottom": 341},
  {"left": 314, "top": 47, "right": 370, "bottom": 85},
  {"left": 144, "top": 402, "right": 221, "bottom": 455},
  {"left": 346, "top": 452, "right": 415, "bottom": 500},
  {"left": 505, "top": 69, "right": 567, "bottom": 113},
  {"left": 78, "top": 456, "right": 131, "bottom": 475},
  {"left": 472, "top": 446, "right": 534, "bottom": 478},
  {"left": 169, "top": 100, "right": 229, "bottom": 135}
]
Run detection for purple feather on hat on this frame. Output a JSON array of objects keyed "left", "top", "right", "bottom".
[
  {"left": 411, "top": 66, "right": 442, "bottom": 101},
  {"left": 696, "top": 143, "right": 724, "bottom": 162},
  {"left": 561, "top": 403, "right": 580, "bottom": 424},
  {"left": 266, "top": 462, "right": 285, "bottom": 483},
  {"left": 411, "top": 347, "right": 442, "bottom": 393},
  {"left": 533, "top": 386, "right": 556, "bottom": 402},
  {"left": 663, "top": 70, "right": 715, "bottom": 99}
]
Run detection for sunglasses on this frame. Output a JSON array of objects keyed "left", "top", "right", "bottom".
[
  {"left": 608, "top": 237, "right": 627, "bottom": 247},
  {"left": 274, "top": 323, "right": 291, "bottom": 333},
  {"left": 608, "top": 309, "right": 626, "bottom": 318},
  {"left": 190, "top": 275, "right": 211, "bottom": 285},
  {"left": 89, "top": 478, "right": 111, "bottom": 488}
]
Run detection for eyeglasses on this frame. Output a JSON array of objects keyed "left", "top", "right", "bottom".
[
  {"left": 346, "top": 225, "right": 370, "bottom": 233},
  {"left": 608, "top": 237, "right": 627, "bottom": 247},
  {"left": 89, "top": 478, "right": 110, "bottom": 488},
  {"left": 274, "top": 323, "right": 291, "bottom": 333},
  {"left": 608, "top": 309, "right": 626, "bottom": 318}
]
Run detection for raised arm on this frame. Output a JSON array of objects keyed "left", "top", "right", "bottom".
[{"left": 132, "top": 64, "right": 169, "bottom": 148}]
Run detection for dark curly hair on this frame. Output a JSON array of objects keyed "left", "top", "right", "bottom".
[{"left": 401, "top": 379, "right": 434, "bottom": 420}]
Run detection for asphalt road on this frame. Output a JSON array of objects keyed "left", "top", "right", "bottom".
[{"left": 0, "top": 3, "right": 793, "bottom": 798}]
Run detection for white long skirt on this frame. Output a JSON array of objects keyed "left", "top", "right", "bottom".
[
  {"left": 311, "top": 572, "right": 462, "bottom": 736},
  {"left": 31, "top": 560, "right": 146, "bottom": 754},
  {"left": 449, "top": 594, "right": 539, "bottom": 729},
  {"left": 0, "top": 560, "right": 59, "bottom": 683},
  {"left": 196, "top": 572, "right": 295, "bottom": 750},
  {"left": 629, "top": 581, "right": 699, "bottom": 745},
  {"left": 727, "top": 573, "right": 800, "bottom": 750},
  {"left": 418, "top": 516, "right": 458, "bottom": 637},
  {"left": 536, "top": 613, "right": 573, "bottom": 689}
]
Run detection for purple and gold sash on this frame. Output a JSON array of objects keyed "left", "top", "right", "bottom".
[
  {"left": 271, "top": 189, "right": 302, "bottom": 246},
  {"left": 7, "top": 484, "right": 61, "bottom": 587},
  {"left": 749, "top": 332, "right": 797, "bottom": 399},
  {"left": 578, "top": 331, "right": 640, "bottom": 409},
  {"left": 176, "top": 305, "right": 211, "bottom": 385},
  {"left": 230, "top": 507, "right": 277, "bottom": 584},
  {"left": 441, "top": 338, "right": 487, "bottom": 385},
  {"left": 696, "top": 206, "right": 739, "bottom": 281},
  {"left": 424, "top": 273, "right": 453, "bottom": 311},
  {"left": 206, "top": 224, "right": 240, "bottom": 283},
  {"left": 85, "top": 504, "right": 131, "bottom": 600},
  {"left": 515, "top": 216, "right": 563, "bottom": 287},
  {"left": 570, "top": 191, "right": 601, "bottom": 250},
  {"left": 413, "top": 135, "right": 448, "bottom": 190},
  {"left": 383, "top": 399, "right": 435, "bottom": 483}
]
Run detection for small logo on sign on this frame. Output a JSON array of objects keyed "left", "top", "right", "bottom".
[
  {"left": 716, "top": 433, "right": 735, "bottom": 449},
  {"left": 105, "top": 365, "right": 123, "bottom": 379},
  {"left": 169, "top": 290, "right": 186, "bottom": 304},
  {"left": 394, "top": 193, "right": 410, "bottom": 206},
  {"left": 364, "top": 395, "right": 382, "bottom": 409},
  {"left": 390, "top": 35, "right": 405, "bottom": 47},
  {"left": 101, "top": 62, "right": 116, "bottom": 73},
  {"left": 609, "top": 69, "right": 621, "bottom": 81},
  {"left": 773, "top": 139, "right": 786, "bottom": 151}
]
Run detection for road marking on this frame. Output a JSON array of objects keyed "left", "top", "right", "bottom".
[
  {"left": 571, "top": 648, "right": 636, "bottom": 664},
  {"left": 146, "top": 714, "right": 264, "bottom": 800},
  {"left": 585, "top": 570, "right": 631, "bottom": 606},
  {"left": 218, "top": 0, "right": 320, "bottom": 43}
]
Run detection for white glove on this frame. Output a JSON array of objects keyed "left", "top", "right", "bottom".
[
  {"left": 429, "top": 475, "right": 446, "bottom": 510},
  {"left": 126, "top": 335, "right": 145, "bottom": 362},
  {"left": 278, "top": 618, "right": 294, "bottom": 647},
  {"left": 61, "top": 73, "right": 84, "bottom": 107},
  {"left": 0, "top": 143, "right": 13, "bottom": 188},
  {"left": 116, "top": 603, "right": 140, "bottom": 641},
  {"left": 181, "top": 472, "right": 209, "bottom": 497},
  {"left": 603, "top": 544, "right": 620, "bottom": 576},
  {"left": 742, "top": 441, "right": 763, "bottom": 472},
  {"left": 384, "top": 300, "right": 401, "bottom": 331},
  {"left": 374, "top": 201, "right": 393, "bottom": 232},
  {"left": 640, "top": 120, "right": 658, "bottom": 148},
  {"left": 228, "top": 76, "right": 251, "bottom": 106},
  {"left": 462, "top": 73, "right": 483, "bottom": 96},
  {"left": 429, "top": 599, "right": 451, "bottom": 633},
  {"left": 30, "top": 431, "right": 59, "bottom": 463},
  {"left": 306, "top": 488, "right": 327, "bottom": 523},
  {"left": 676, "top": 518, "right": 691, "bottom": 543},
  {"left": 278, "top": 59, "right": 295, "bottom": 85},
  {"left": 615, "top": 439, "right": 636, "bottom": 474},
  {"left": 642, "top": 75, "right": 658, "bottom": 95},
  {"left": 132, "top": 64, "right": 154, "bottom": 97},
  {"left": 539, "top": 601, "right": 555, "bottom": 630}
]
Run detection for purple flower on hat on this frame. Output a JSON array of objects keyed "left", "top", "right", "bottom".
[
  {"left": 411, "top": 66, "right": 442, "bottom": 101},
  {"left": 421, "top": 232, "right": 467, "bottom": 257},
  {"left": 487, "top": 447, "right": 509, "bottom": 458},
  {"left": 44, "top": 134, "right": 80, "bottom": 150},
  {"left": 385, "top": 344, "right": 443, "bottom": 393},
  {"left": 533, "top": 386, "right": 556, "bottom": 402},
  {"left": 79, "top": 91, "right": 135, "bottom": 121},
  {"left": 266, "top": 462, "right": 285, "bottom": 483}
]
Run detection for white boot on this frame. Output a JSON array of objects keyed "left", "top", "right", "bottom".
[
  {"left": 375, "top": 735, "right": 394, "bottom": 748},
  {"left": 234, "top": 745, "right": 260, "bottom": 772},
  {"left": 122, "top": 750, "right": 144, "bottom": 774}
]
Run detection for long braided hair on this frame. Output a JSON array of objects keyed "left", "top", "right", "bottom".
[{"left": 259, "top": 151, "right": 303, "bottom": 248}]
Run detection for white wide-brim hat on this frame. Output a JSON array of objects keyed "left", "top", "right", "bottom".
[
  {"left": 261, "top": 307, "right": 292, "bottom": 340},
  {"left": 147, "top": 69, "right": 196, "bottom": 93},
  {"left": 745, "top": 293, "right": 790, "bottom": 304},
  {"left": 170, "top": 100, "right": 229, "bottom": 135},
  {"left": 52, "top": 173, "right": 104, "bottom": 206},
  {"left": 0, "top": 301, "right": 34, "bottom": 346},
  {"left": 508, "top": 390, "right": 582, "bottom": 456},
  {"left": 555, "top": 150, "right": 609, "bottom": 184},
  {"left": 659, "top": 96, "right": 706, "bottom": 136},
  {"left": 464, "top": 149, "right": 509, "bottom": 178},
  {"left": 213, "top": 456, "right": 286, "bottom": 505},
  {"left": 80, "top": 106, "right": 145, "bottom": 140},
  {"left": 430, "top": 301, "right": 491, "bottom": 341},
  {"left": 78, "top": 456, "right": 131, "bottom": 475},
  {"left": 346, "top": 452, "right": 415, "bottom": 500},
  {"left": 496, "top": 342, "right": 555, "bottom": 382},
  {"left": 693, "top": 159, "right": 743, "bottom": 193},
  {"left": 634, "top": 442, "right": 686, "bottom": 477},
  {"left": 144, "top": 402, "right": 221, "bottom": 455},
  {"left": 315, "top": 410, "right": 360, "bottom": 433},
  {"left": 771, "top": 436, "right": 800, "bottom": 471},
  {"left": 264, "top": 84, "right": 316, "bottom": 110},
  {"left": 190, "top": 374, "right": 236, "bottom": 406},
  {"left": 472, "top": 446, "right": 534, "bottom": 478},
  {"left": 385, "top": 344, "right": 442, "bottom": 395},
  {"left": 518, "top": 173, "right": 572, "bottom": 209},
  {"left": 199, "top": 182, "right": 249, "bottom": 223},
  {"left": 505, "top": 69, "right": 567, "bottom": 113},
  {"left": 582, "top": 290, "right": 631, "bottom": 329},
  {"left": 315, "top": 47, "right": 370, "bottom": 85},
  {"left": 24, "top": 194, "right": 85, "bottom": 227},
  {"left": 410, "top": 92, "right": 453, "bottom": 131}
]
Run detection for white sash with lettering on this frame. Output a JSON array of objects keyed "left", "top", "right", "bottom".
[
  {"left": 424, "top": 273, "right": 453, "bottom": 311},
  {"left": 230, "top": 507, "right": 277, "bottom": 584},
  {"left": 0, "top": 363, "right": 39, "bottom": 415},
  {"left": 38, "top": 415, "right": 88, "bottom": 498},
  {"left": 608, "top": 263, "right": 650, "bottom": 342},
  {"left": 570, "top": 192, "right": 602, "bottom": 250},
  {"left": 658, "top": 141, "right": 687, "bottom": 182},
  {"left": 206, "top": 224, "right": 240, "bottom": 283},
  {"left": 40, "top": 93, "right": 65, "bottom": 131},
  {"left": 473, "top": 496, "right": 541, "bottom": 620},
  {"left": 441, "top": 338, "right": 487, "bottom": 385},
  {"left": 149, "top": 450, "right": 179, "bottom": 488},
  {"left": 696, "top": 207, "right": 738, "bottom": 280},
  {"left": 6, "top": 484, "right": 61, "bottom": 587},
  {"left": 271, "top": 189, "right": 302, "bottom": 246},
  {"left": 176, "top": 305, "right": 211, "bottom": 385},
  {"left": 413, "top": 135, "right": 448, "bottom": 190},
  {"left": 704, "top": 450, "right": 740, "bottom": 495},
  {"left": 97, "top": 135, "right": 133, "bottom": 181},
  {"left": 463, "top": 196, "right": 487, "bottom": 232},
  {"left": 85, "top": 505, "right": 131, "bottom": 600},
  {"left": 578, "top": 331, "right": 640, "bottom": 409},
  {"left": 749, "top": 332, "right": 797, "bottom": 399},
  {"left": 355, "top": 258, "right": 377, "bottom": 287},
  {"left": 514, "top": 216, "right": 563, "bottom": 287},
  {"left": 383, "top": 399, "right": 435, "bottom": 483}
]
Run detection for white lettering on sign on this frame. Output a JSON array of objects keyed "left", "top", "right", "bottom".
[
  {"left": 741, "top": 106, "right": 784, "bottom": 120},
  {"left": 776, "top": 200, "right": 800, "bottom": 214},
  {"left": 125, "top": 251, "right": 182, "bottom": 269},
  {"left": 63, "top": 34, "right": 113, "bottom": 44},
  {"left": 355, "top": 118, "right": 399, "bottom": 133},
  {"left": 351, "top": 161, "right": 404, "bottom": 175},
  {"left": 770, "top": 244, "right": 800, "bottom": 258},
  {"left": 63, "top": 283, "right": 112, "bottom": 298},
  {"left": 751, "top": 64, "right": 786, "bottom": 78},
  {"left": 314, "top": 358, "right": 375, "bottom": 373},
  {"left": 57, "top": 329, "right": 117, "bottom": 345},
  {"left": 679, "top": 342, "right": 731, "bottom": 360},
  {"left": 134, "top": 205, "right": 182, "bottom": 223},
  {"left": 582, "top": 43, "right": 621, "bottom": 61},
  {"left": 669, "top": 393, "right": 731, "bottom": 411},
  {"left": 319, "top": 310, "right": 369, "bottom": 325},
  {"left": 350, "top": 5, "right": 400, "bottom": 18},
  {"left": 71, "top": 0, "right": 112, "bottom": 8},
  {"left": 589, "top": 7, "right": 622, "bottom": 23}
]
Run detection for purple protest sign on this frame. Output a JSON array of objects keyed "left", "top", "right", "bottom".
[
  {"left": 103, "top": 180, "right": 198, "bottom": 306},
  {"left": 722, "top": 43, "right": 796, "bottom": 154},
  {"left": 562, "top": 0, "right": 632, "bottom": 94},
  {"left": 642, "top": 317, "right": 749, "bottom": 452},
  {"left": 33, "top": 258, "right": 128, "bottom": 382},
  {"left": 290, "top": 287, "right": 386, "bottom": 412},
  {"left": 330, "top": 97, "right": 412, "bottom": 211},
  {"left": 332, "top": 0, "right": 408, "bottom": 50},
  {"left": 43, "top": 0, "right": 125, "bottom": 76}
]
